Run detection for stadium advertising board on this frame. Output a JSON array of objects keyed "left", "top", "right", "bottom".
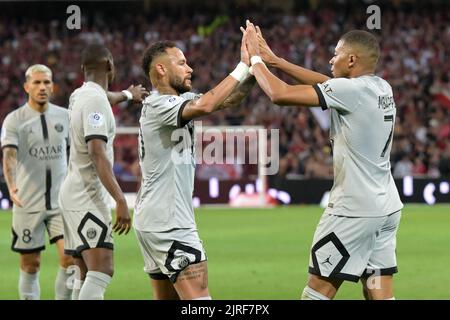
[
  {"left": 191, "top": 177, "right": 450, "bottom": 206},
  {"left": 1, "top": 177, "right": 449, "bottom": 210}
]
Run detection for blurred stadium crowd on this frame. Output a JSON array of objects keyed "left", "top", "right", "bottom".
[{"left": 1, "top": 1, "right": 449, "bottom": 181}]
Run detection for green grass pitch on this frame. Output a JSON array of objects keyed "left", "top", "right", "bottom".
[{"left": 0, "top": 204, "right": 449, "bottom": 300}]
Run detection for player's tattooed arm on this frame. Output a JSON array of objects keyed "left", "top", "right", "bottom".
[
  {"left": 180, "top": 77, "right": 241, "bottom": 120},
  {"left": 216, "top": 75, "right": 256, "bottom": 110},
  {"left": 181, "top": 74, "right": 254, "bottom": 120},
  {"left": 2, "top": 147, "right": 23, "bottom": 207},
  {"left": 107, "top": 84, "right": 149, "bottom": 105}
]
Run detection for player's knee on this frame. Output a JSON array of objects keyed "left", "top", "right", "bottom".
[
  {"left": 100, "top": 265, "right": 114, "bottom": 277},
  {"left": 60, "top": 254, "right": 74, "bottom": 269},
  {"left": 82, "top": 248, "right": 114, "bottom": 276},
  {"left": 306, "top": 275, "right": 341, "bottom": 299},
  {"left": 101, "top": 255, "right": 114, "bottom": 277},
  {"left": 362, "top": 283, "right": 371, "bottom": 300},
  {"left": 21, "top": 256, "right": 41, "bottom": 273},
  {"left": 88, "top": 266, "right": 113, "bottom": 277}
]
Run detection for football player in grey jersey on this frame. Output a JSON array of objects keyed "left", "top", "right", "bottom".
[
  {"left": 135, "top": 33, "right": 255, "bottom": 300},
  {"left": 59, "top": 44, "right": 148, "bottom": 300},
  {"left": 1, "top": 62, "right": 147, "bottom": 300},
  {"left": 1, "top": 64, "right": 73, "bottom": 300},
  {"left": 243, "top": 21, "right": 403, "bottom": 300}
]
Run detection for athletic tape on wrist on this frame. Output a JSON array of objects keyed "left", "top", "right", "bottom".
[
  {"left": 250, "top": 55, "right": 264, "bottom": 66},
  {"left": 229, "top": 62, "right": 250, "bottom": 82},
  {"left": 121, "top": 90, "right": 133, "bottom": 101}
]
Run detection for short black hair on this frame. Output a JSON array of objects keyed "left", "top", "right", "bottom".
[
  {"left": 81, "top": 43, "right": 112, "bottom": 67},
  {"left": 141, "top": 41, "right": 177, "bottom": 78},
  {"left": 340, "top": 30, "right": 380, "bottom": 65}
]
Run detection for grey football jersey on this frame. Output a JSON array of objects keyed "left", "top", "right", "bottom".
[
  {"left": 133, "top": 91, "right": 200, "bottom": 232},
  {"left": 1, "top": 103, "right": 69, "bottom": 211},
  {"left": 59, "top": 82, "right": 115, "bottom": 212},
  {"left": 314, "top": 75, "right": 403, "bottom": 217}
]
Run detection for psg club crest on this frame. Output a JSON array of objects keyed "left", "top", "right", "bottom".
[
  {"left": 177, "top": 256, "right": 190, "bottom": 269},
  {"left": 55, "top": 123, "right": 64, "bottom": 133},
  {"left": 86, "top": 228, "right": 97, "bottom": 239}
]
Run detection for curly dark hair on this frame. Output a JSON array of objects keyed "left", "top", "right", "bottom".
[{"left": 141, "top": 40, "right": 177, "bottom": 78}]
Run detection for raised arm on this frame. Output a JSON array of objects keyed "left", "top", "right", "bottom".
[
  {"left": 2, "top": 147, "right": 23, "bottom": 207},
  {"left": 107, "top": 84, "right": 149, "bottom": 105},
  {"left": 215, "top": 30, "right": 256, "bottom": 110},
  {"left": 256, "top": 26, "right": 330, "bottom": 85},
  {"left": 180, "top": 74, "right": 241, "bottom": 120},
  {"left": 181, "top": 31, "right": 254, "bottom": 120},
  {"left": 249, "top": 64, "right": 319, "bottom": 106},
  {"left": 270, "top": 57, "right": 330, "bottom": 85},
  {"left": 217, "top": 75, "right": 256, "bottom": 110},
  {"left": 245, "top": 21, "right": 320, "bottom": 107}
]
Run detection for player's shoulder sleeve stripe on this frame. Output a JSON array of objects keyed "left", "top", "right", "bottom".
[
  {"left": 313, "top": 84, "right": 328, "bottom": 110},
  {"left": 1, "top": 144, "right": 18, "bottom": 150},
  {"left": 177, "top": 100, "right": 192, "bottom": 128},
  {"left": 85, "top": 135, "right": 108, "bottom": 143}
]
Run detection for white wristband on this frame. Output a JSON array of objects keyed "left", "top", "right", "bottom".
[
  {"left": 229, "top": 62, "right": 250, "bottom": 82},
  {"left": 121, "top": 90, "right": 133, "bottom": 101},
  {"left": 250, "top": 55, "right": 264, "bottom": 66}
]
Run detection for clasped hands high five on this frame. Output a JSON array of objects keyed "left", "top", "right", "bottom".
[{"left": 239, "top": 19, "right": 279, "bottom": 67}]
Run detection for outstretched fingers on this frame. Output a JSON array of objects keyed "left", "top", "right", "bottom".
[
  {"left": 256, "top": 25, "right": 262, "bottom": 36},
  {"left": 113, "top": 217, "right": 131, "bottom": 235}
]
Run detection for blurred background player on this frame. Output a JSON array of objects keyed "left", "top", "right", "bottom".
[
  {"left": 59, "top": 44, "right": 147, "bottom": 300},
  {"left": 1, "top": 64, "right": 73, "bottom": 300},
  {"left": 243, "top": 21, "right": 403, "bottom": 299},
  {"left": 134, "top": 35, "right": 255, "bottom": 300}
]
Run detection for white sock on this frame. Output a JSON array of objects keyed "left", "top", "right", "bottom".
[
  {"left": 78, "top": 271, "right": 111, "bottom": 300},
  {"left": 71, "top": 279, "right": 84, "bottom": 300},
  {"left": 192, "top": 296, "right": 212, "bottom": 300},
  {"left": 55, "top": 266, "right": 72, "bottom": 300},
  {"left": 19, "top": 270, "right": 40, "bottom": 300},
  {"left": 385, "top": 297, "right": 396, "bottom": 300},
  {"left": 301, "top": 286, "right": 330, "bottom": 300}
]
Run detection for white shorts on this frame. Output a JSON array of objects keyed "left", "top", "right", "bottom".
[
  {"left": 308, "top": 211, "right": 401, "bottom": 282},
  {"left": 12, "top": 208, "right": 64, "bottom": 253},
  {"left": 61, "top": 208, "right": 113, "bottom": 257},
  {"left": 135, "top": 228, "right": 207, "bottom": 283}
]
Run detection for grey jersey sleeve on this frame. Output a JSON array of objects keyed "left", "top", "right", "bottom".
[
  {"left": 152, "top": 93, "right": 200, "bottom": 128},
  {"left": 82, "top": 96, "right": 111, "bottom": 143},
  {"left": 1, "top": 113, "right": 19, "bottom": 149},
  {"left": 313, "top": 78, "right": 358, "bottom": 113}
]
